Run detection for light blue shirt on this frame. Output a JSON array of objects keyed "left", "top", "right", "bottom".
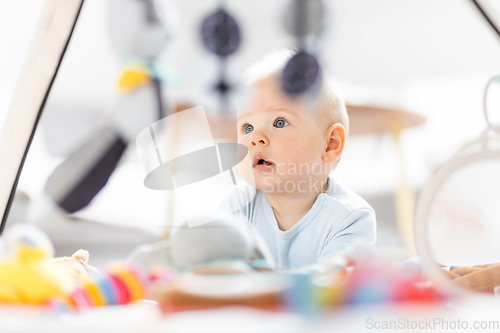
[{"left": 220, "top": 176, "right": 377, "bottom": 269}]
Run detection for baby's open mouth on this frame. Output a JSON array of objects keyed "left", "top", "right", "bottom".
[
  {"left": 257, "top": 159, "right": 273, "bottom": 166},
  {"left": 253, "top": 154, "right": 274, "bottom": 168}
]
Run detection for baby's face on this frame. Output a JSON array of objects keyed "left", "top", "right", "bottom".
[{"left": 237, "top": 79, "right": 330, "bottom": 194}]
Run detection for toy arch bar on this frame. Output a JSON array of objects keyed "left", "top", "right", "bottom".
[{"left": 0, "top": 0, "right": 85, "bottom": 234}]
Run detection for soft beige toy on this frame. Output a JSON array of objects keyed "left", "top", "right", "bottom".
[{"left": 51, "top": 249, "right": 94, "bottom": 284}]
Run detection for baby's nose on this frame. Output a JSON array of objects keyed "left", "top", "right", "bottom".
[{"left": 251, "top": 133, "right": 268, "bottom": 146}]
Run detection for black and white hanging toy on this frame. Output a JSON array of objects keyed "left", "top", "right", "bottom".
[
  {"left": 281, "top": 0, "right": 325, "bottom": 96},
  {"left": 200, "top": 3, "right": 241, "bottom": 113}
]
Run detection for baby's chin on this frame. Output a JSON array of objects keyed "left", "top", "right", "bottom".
[
  {"left": 238, "top": 160, "right": 329, "bottom": 194},
  {"left": 238, "top": 166, "right": 275, "bottom": 192},
  {"left": 252, "top": 174, "right": 327, "bottom": 196},
  {"left": 238, "top": 162, "right": 256, "bottom": 187}
]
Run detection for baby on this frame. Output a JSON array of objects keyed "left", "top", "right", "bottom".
[{"left": 223, "top": 50, "right": 376, "bottom": 269}]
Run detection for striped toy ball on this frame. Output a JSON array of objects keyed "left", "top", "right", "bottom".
[{"left": 71, "top": 261, "right": 149, "bottom": 309}]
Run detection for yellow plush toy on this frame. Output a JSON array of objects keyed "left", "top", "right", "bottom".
[{"left": 0, "top": 224, "right": 77, "bottom": 305}]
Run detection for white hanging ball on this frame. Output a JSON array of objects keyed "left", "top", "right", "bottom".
[{"left": 107, "top": 0, "right": 179, "bottom": 58}]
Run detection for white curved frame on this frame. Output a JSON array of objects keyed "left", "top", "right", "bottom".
[
  {"left": 415, "top": 129, "right": 500, "bottom": 297},
  {"left": 0, "top": 0, "right": 84, "bottom": 232}
]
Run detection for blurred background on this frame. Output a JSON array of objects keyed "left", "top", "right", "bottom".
[{"left": 1, "top": 0, "right": 500, "bottom": 267}]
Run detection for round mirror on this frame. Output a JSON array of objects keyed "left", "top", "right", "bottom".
[{"left": 416, "top": 131, "right": 500, "bottom": 296}]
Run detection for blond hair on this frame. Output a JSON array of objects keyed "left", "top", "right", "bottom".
[{"left": 244, "top": 49, "right": 349, "bottom": 137}]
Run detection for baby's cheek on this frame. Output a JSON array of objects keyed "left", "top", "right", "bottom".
[
  {"left": 280, "top": 150, "right": 310, "bottom": 172},
  {"left": 293, "top": 144, "right": 323, "bottom": 171},
  {"left": 281, "top": 157, "right": 321, "bottom": 179},
  {"left": 237, "top": 153, "right": 255, "bottom": 187}
]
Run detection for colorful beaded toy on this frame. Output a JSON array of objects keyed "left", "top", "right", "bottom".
[{"left": 69, "top": 261, "right": 149, "bottom": 310}]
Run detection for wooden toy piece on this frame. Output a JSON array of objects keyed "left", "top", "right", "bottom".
[
  {"left": 191, "top": 266, "right": 249, "bottom": 275},
  {"left": 154, "top": 275, "right": 285, "bottom": 313},
  {"left": 157, "top": 285, "right": 282, "bottom": 313},
  {"left": 346, "top": 105, "right": 426, "bottom": 136}
]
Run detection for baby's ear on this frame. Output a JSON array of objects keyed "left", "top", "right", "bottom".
[{"left": 322, "top": 123, "right": 345, "bottom": 164}]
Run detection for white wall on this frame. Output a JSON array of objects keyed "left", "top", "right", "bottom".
[{"left": 2, "top": 0, "right": 500, "bottom": 237}]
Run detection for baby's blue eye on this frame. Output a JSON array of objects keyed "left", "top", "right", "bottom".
[
  {"left": 274, "top": 118, "right": 289, "bottom": 128},
  {"left": 244, "top": 124, "right": 254, "bottom": 134}
]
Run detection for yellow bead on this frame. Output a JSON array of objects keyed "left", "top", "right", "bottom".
[{"left": 118, "top": 68, "right": 151, "bottom": 92}]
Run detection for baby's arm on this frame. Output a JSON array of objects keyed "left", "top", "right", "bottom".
[{"left": 318, "top": 208, "right": 377, "bottom": 264}]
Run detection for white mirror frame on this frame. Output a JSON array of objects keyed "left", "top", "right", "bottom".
[{"left": 415, "top": 130, "right": 500, "bottom": 297}]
